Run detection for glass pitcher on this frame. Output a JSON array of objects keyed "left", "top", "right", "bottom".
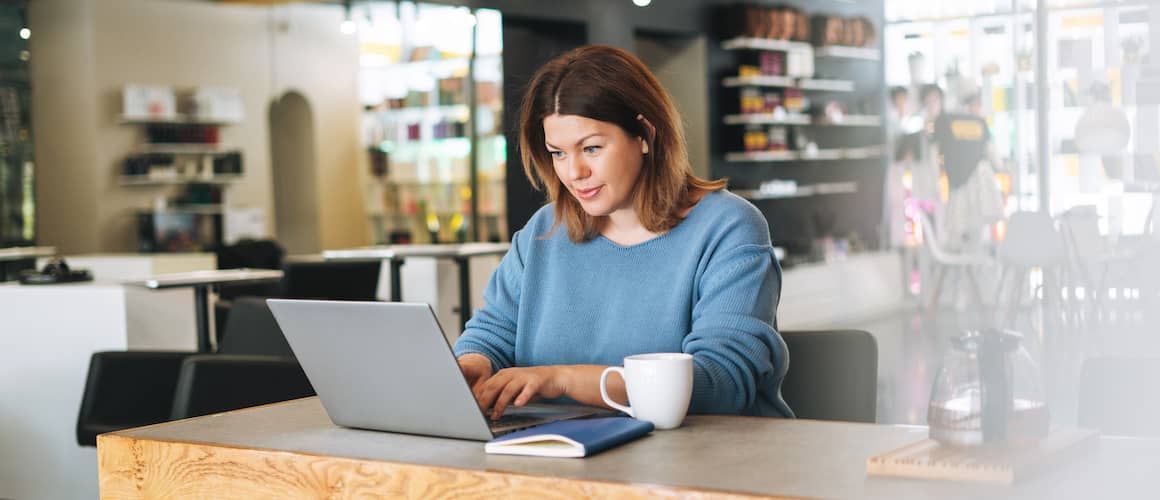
[{"left": 928, "top": 329, "right": 1049, "bottom": 446}]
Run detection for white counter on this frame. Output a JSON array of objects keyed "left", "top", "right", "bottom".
[{"left": 0, "top": 254, "right": 212, "bottom": 500}]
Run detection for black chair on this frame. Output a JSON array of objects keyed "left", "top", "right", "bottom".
[
  {"left": 779, "top": 330, "right": 878, "bottom": 423},
  {"left": 213, "top": 239, "right": 285, "bottom": 337},
  {"left": 1079, "top": 357, "right": 1160, "bottom": 437},
  {"left": 76, "top": 297, "right": 314, "bottom": 446},
  {"left": 281, "top": 258, "right": 382, "bottom": 301},
  {"left": 215, "top": 256, "right": 381, "bottom": 346}
]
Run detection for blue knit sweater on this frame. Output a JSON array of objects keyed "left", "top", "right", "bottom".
[{"left": 453, "top": 190, "right": 792, "bottom": 417}]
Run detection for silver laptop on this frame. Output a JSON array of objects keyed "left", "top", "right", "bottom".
[{"left": 266, "top": 299, "right": 598, "bottom": 441}]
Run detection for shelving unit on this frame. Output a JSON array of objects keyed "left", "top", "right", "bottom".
[
  {"left": 118, "top": 91, "right": 246, "bottom": 253},
  {"left": 713, "top": 2, "right": 887, "bottom": 257},
  {"left": 357, "top": 6, "right": 508, "bottom": 245}
]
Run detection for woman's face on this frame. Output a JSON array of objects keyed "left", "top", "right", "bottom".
[{"left": 543, "top": 113, "right": 647, "bottom": 220}]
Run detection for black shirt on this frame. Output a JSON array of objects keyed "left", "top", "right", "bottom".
[{"left": 932, "top": 113, "right": 990, "bottom": 190}]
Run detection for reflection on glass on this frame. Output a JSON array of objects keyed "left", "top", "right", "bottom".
[{"left": 357, "top": 2, "right": 505, "bottom": 245}]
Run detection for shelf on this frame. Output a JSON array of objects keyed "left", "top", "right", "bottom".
[
  {"left": 140, "top": 144, "right": 237, "bottom": 155},
  {"left": 813, "top": 115, "right": 882, "bottom": 127},
  {"left": 373, "top": 104, "right": 471, "bottom": 120},
  {"left": 119, "top": 115, "right": 240, "bottom": 126},
  {"left": 797, "top": 79, "right": 856, "bottom": 92},
  {"left": 722, "top": 37, "right": 813, "bottom": 53},
  {"left": 813, "top": 46, "right": 881, "bottom": 61},
  {"left": 722, "top": 75, "right": 797, "bottom": 88},
  {"left": 138, "top": 205, "right": 224, "bottom": 215},
  {"left": 120, "top": 174, "right": 243, "bottom": 186},
  {"left": 725, "top": 150, "right": 798, "bottom": 162},
  {"left": 725, "top": 146, "right": 884, "bottom": 162},
  {"left": 733, "top": 181, "right": 859, "bottom": 200},
  {"left": 723, "top": 113, "right": 811, "bottom": 126}
]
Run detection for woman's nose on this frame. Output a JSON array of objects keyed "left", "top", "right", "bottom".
[{"left": 564, "top": 156, "right": 590, "bottom": 181}]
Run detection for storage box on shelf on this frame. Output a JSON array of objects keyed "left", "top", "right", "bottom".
[{"left": 715, "top": 3, "right": 887, "bottom": 258}]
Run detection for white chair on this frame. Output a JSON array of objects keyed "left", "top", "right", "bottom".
[
  {"left": 918, "top": 211, "right": 993, "bottom": 312},
  {"left": 994, "top": 211, "right": 1067, "bottom": 328}
]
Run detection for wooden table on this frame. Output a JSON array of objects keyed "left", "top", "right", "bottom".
[{"left": 97, "top": 398, "right": 1157, "bottom": 499}]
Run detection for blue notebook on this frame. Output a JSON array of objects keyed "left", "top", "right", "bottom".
[{"left": 484, "top": 417, "right": 654, "bottom": 458}]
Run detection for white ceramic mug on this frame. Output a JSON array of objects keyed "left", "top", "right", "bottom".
[{"left": 599, "top": 353, "right": 693, "bottom": 430}]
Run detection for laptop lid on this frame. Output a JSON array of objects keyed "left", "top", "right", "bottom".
[
  {"left": 267, "top": 299, "right": 498, "bottom": 441},
  {"left": 266, "top": 299, "right": 598, "bottom": 441}
]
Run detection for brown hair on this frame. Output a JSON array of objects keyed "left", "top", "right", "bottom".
[{"left": 517, "top": 45, "right": 726, "bottom": 242}]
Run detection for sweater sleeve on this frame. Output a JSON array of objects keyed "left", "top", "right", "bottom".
[
  {"left": 451, "top": 231, "right": 525, "bottom": 372},
  {"left": 683, "top": 243, "right": 785, "bottom": 414}
]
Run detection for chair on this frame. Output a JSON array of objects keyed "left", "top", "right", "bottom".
[
  {"left": 779, "top": 330, "right": 878, "bottom": 423},
  {"left": 76, "top": 297, "right": 314, "bottom": 446},
  {"left": 1078, "top": 357, "right": 1160, "bottom": 437},
  {"left": 281, "top": 258, "right": 383, "bottom": 301},
  {"left": 216, "top": 257, "right": 382, "bottom": 346},
  {"left": 918, "top": 212, "right": 993, "bottom": 312},
  {"left": 994, "top": 211, "right": 1067, "bottom": 327}
]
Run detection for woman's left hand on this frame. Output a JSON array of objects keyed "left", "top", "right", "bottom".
[{"left": 473, "top": 366, "right": 569, "bottom": 420}]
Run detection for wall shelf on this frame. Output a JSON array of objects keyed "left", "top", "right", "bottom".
[
  {"left": 722, "top": 75, "right": 798, "bottom": 88},
  {"left": 721, "top": 37, "right": 812, "bottom": 53},
  {"left": 139, "top": 144, "right": 237, "bottom": 155},
  {"left": 137, "top": 205, "right": 224, "bottom": 215},
  {"left": 722, "top": 76, "right": 856, "bottom": 93},
  {"left": 118, "top": 115, "right": 240, "bottom": 126},
  {"left": 813, "top": 114, "right": 882, "bottom": 127},
  {"left": 813, "top": 46, "right": 881, "bottom": 61},
  {"left": 733, "top": 181, "right": 859, "bottom": 201},
  {"left": 725, "top": 146, "right": 883, "bottom": 163},
  {"left": 120, "top": 174, "right": 243, "bottom": 186},
  {"left": 797, "top": 79, "right": 856, "bottom": 92},
  {"left": 723, "top": 113, "right": 811, "bottom": 125}
]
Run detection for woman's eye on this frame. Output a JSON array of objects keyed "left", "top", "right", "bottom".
[
  {"left": 548, "top": 150, "right": 564, "bottom": 159},
  {"left": 583, "top": 145, "right": 601, "bottom": 155}
]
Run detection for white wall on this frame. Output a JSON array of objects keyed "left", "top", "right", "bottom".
[{"left": 30, "top": 0, "right": 368, "bottom": 254}]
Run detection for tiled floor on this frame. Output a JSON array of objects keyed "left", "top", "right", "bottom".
[{"left": 849, "top": 291, "right": 1160, "bottom": 426}]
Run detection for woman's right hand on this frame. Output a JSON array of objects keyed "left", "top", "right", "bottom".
[{"left": 457, "top": 353, "right": 493, "bottom": 390}]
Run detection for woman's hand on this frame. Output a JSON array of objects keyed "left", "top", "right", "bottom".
[
  {"left": 473, "top": 366, "right": 569, "bottom": 420},
  {"left": 457, "top": 354, "right": 493, "bottom": 390}
]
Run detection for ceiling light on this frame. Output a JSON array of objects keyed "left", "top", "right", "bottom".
[
  {"left": 19, "top": 28, "right": 29, "bottom": 40},
  {"left": 340, "top": 19, "right": 357, "bottom": 35},
  {"left": 633, "top": 0, "right": 651, "bottom": 6}
]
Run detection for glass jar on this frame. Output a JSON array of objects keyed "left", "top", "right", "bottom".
[{"left": 928, "top": 329, "right": 1049, "bottom": 446}]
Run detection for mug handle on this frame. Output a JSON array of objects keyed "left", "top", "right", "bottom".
[{"left": 599, "top": 367, "right": 633, "bottom": 417}]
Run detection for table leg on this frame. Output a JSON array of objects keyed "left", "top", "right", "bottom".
[
  {"left": 389, "top": 259, "right": 404, "bottom": 302},
  {"left": 194, "top": 285, "right": 212, "bottom": 353},
  {"left": 456, "top": 256, "right": 472, "bottom": 329}
]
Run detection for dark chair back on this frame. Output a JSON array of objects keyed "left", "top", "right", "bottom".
[
  {"left": 780, "top": 330, "right": 878, "bottom": 423},
  {"left": 169, "top": 355, "right": 313, "bottom": 420},
  {"left": 76, "top": 351, "right": 192, "bottom": 446},
  {"left": 216, "top": 296, "right": 293, "bottom": 357},
  {"left": 1079, "top": 357, "right": 1160, "bottom": 437},
  {"left": 281, "top": 259, "right": 382, "bottom": 301}
]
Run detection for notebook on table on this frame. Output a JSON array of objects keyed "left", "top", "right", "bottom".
[
  {"left": 266, "top": 299, "right": 599, "bottom": 441},
  {"left": 485, "top": 417, "right": 654, "bottom": 458}
]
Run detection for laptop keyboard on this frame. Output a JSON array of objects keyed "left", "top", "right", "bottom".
[{"left": 486, "top": 412, "right": 546, "bottom": 431}]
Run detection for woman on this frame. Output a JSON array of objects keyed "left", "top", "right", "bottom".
[{"left": 454, "top": 45, "right": 791, "bottom": 420}]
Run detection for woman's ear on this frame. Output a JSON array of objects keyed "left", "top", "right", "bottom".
[{"left": 636, "top": 114, "right": 655, "bottom": 155}]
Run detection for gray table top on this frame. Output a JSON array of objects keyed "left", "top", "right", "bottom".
[
  {"left": 115, "top": 397, "right": 1158, "bottom": 499},
  {"left": 121, "top": 268, "right": 284, "bottom": 289},
  {"left": 0, "top": 246, "right": 55, "bottom": 262}
]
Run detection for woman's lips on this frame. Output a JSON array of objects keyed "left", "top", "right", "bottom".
[{"left": 575, "top": 185, "right": 602, "bottom": 200}]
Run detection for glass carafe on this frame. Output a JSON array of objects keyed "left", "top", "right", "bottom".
[{"left": 928, "top": 329, "right": 1049, "bottom": 446}]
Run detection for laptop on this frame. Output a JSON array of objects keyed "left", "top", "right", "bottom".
[{"left": 266, "top": 299, "right": 599, "bottom": 441}]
